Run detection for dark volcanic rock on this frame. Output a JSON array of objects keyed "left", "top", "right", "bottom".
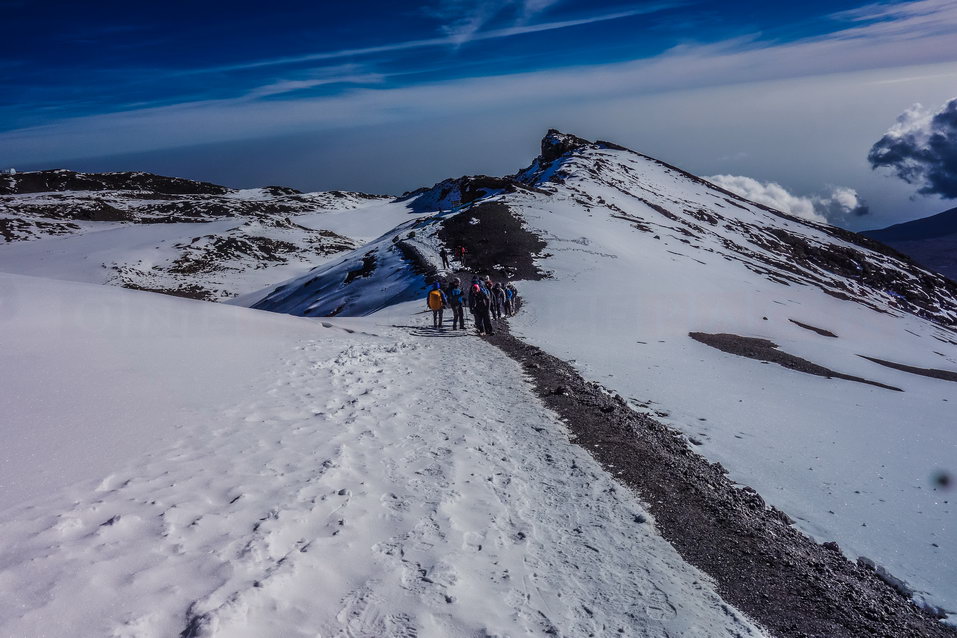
[
  {"left": 540, "top": 129, "right": 593, "bottom": 163},
  {"left": 689, "top": 332, "right": 902, "bottom": 391},
  {"left": 858, "top": 355, "right": 957, "bottom": 383},
  {"left": 437, "top": 201, "right": 547, "bottom": 281},
  {"left": 789, "top": 319, "right": 839, "bottom": 338},
  {"left": 0, "top": 169, "right": 229, "bottom": 195},
  {"left": 401, "top": 174, "right": 544, "bottom": 212}
]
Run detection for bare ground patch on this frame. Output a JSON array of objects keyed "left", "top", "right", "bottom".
[
  {"left": 789, "top": 319, "right": 838, "bottom": 338},
  {"left": 437, "top": 201, "right": 547, "bottom": 281},
  {"left": 690, "top": 332, "right": 902, "bottom": 391},
  {"left": 859, "top": 355, "right": 957, "bottom": 383}
]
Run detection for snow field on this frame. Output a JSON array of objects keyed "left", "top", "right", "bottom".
[
  {"left": 0, "top": 197, "right": 419, "bottom": 301},
  {"left": 0, "top": 278, "right": 766, "bottom": 637},
  {"left": 504, "top": 184, "right": 957, "bottom": 617}
]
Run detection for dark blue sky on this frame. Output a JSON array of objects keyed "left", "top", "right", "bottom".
[
  {"left": 3, "top": 1, "right": 957, "bottom": 227},
  {"left": 1, "top": 0, "right": 867, "bottom": 129}
]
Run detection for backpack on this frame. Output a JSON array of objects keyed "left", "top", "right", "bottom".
[
  {"left": 428, "top": 289, "right": 444, "bottom": 310},
  {"left": 473, "top": 290, "right": 490, "bottom": 312},
  {"left": 450, "top": 287, "right": 464, "bottom": 306}
]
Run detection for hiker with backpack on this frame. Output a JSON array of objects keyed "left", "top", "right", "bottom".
[
  {"left": 506, "top": 283, "right": 518, "bottom": 315},
  {"left": 503, "top": 283, "right": 514, "bottom": 316},
  {"left": 446, "top": 277, "right": 466, "bottom": 330},
  {"left": 439, "top": 247, "right": 450, "bottom": 270},
  {"left": 469, "top": 283, "right": 494, "bottom": 336},
  {"left": 491, "top": 282, "right": 507, "bottom": 320},
  {"left": 426, "top": 281, "right": 447, "bottom": 329}
]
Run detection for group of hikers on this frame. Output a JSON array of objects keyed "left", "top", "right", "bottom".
[{"left": 426, "top": 273, "right": 517, "bottom": 336}]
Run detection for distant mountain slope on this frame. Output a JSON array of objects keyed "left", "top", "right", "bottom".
[
  {"left": 862, "top": 207, "right": 957, "bottom": 282},
  {"left": 0, "top": 169, "right": 405, "bottom": 299},
  {"left": 0, "top": 169, "right": 389, "bottom": 243},
  {"left": 249, "top": 130, "right": 957, "bottom": 621},
  {"left": 0, "top": 168, "right": 230, "bottom": 195}
]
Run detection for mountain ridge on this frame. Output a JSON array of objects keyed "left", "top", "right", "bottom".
[
  {"left": 861, "top": 207, "right": 957, "bottom": 282},
  {"left": 247, "top": 129, "right": 957, "bottom": 624}
]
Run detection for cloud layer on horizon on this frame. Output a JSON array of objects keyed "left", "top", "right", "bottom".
[
  {"left": 707, "top": 174, "right": 869, "bottom": 225},
  {"left": 868, "top": 96, "right": 957, "bottom": 199},
  {"left": 4, "top": 0, "right": 957, "bottom": 164}
]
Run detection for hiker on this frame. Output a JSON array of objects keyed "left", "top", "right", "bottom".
[
  {"left": 467, "top": 276, "right": 481, "bottom": 327},
  {"left": 503, "top": 283, "right": 514, "bottom": 316},
  {"left": 458, "top": 245, "right": 467, "bottom": 266},
  {"left": 446, "top": 277, "right": 466, "bottom": 330},
  {"left": 426, "top": 281, "right": 447, "bottom": 329},
  {"left": 467, "top": 277, "right": 480, "bottom": 327},
  {"left": 469, "top": 283, "right": 494, "bottom": 336},
  {"left": 506, "top": 283, "right": 518, "bottom": 315},
  {"left": 491, "top": 282, "right": 506, "bottom": 320},
  {"left": 439, "top": 247, "right": 450, "bottom": 269}
]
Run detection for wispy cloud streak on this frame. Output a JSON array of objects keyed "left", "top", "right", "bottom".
[
  {"left": 4, "top": 0, "right": 957, "bottom": 165},
  {"left": 428, "top": 0, "right": 565, "bottom": 45},
  {"left": 177, "top": 4, "right": 675, "bottom": 75}
]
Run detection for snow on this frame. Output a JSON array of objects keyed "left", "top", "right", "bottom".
[
  {"left": 0, "top": 199, "right": 421, "bottom": 300},
  {"left": 244, "top": 210, "right": 448, "bottom": 314},
  {"left": 294, "top": 199, "right": 428, "bottom": 243},
  {"left": 248, "top": 139, "right": 957, "bottom": 620},
  {"left": 0, "top": 273, "right": 330, "bottom": 510},
  {"left": 0, "top": 277, "right": 767, "bottom": 637},
  {"left": 499, "top": 148, "right": 957, "bottom": 618}
]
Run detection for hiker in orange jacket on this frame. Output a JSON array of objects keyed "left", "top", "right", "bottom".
[{"left": 426, "top": 281, "right": 448, "bottom": 329}]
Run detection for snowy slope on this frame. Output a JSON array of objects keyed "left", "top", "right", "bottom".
[
  {"left": 252, "top": 131, "right": 957, "bottom": 620},
  {"left": 0, "top": 170, "right": 421, "bottom": 299},
  {"left": 0, "top": 275, "right": 767, "bottom": 637},
  {"left": 503, "top": 133, "right": 957, "bottom": 619},
  {"left": 0, "top": 171, "right": 387, "bottom": 243}
]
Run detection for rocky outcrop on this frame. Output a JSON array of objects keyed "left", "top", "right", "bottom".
[{"left": 0, "top": 169, "right": 229, "bottom": 195}]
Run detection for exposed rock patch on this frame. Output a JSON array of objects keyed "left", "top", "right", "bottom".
[
  {"left": 437, "top": 201, "right": 548, "bottom": 280},
  {"left": 858, "top": 355, "right": 957, "bottom": 383},
  {"left": 0, "top": 169, "right": 228, "bottom": 195},
  {"left": 789, "top": 319, "right": 839, "bottom": 337},
  {"left": 689, "top": 332, "right": 902, "bottom": 391}
]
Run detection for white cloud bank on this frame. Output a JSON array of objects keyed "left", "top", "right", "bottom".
[{"left": 707, "top": 175, "right": 869, "bottom": 225}]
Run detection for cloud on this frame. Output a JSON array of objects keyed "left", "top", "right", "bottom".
[
  {"left": 707, "top": 175, "right": 869, "bottom": 225},
  {"left": 242, "top": 66, "right": 385, "bottom": 99},
  {"left": 427, "top": 0, "right": 564, "bottom": 44},
  {"left": 4, "top": 0, "right": 957, "bottom": 169},
  {"left": 178, "top": 5, "right": 665, "bottom": 76},
  {"left": 868, "top": 97, "right": 957, "bottom": 198}
]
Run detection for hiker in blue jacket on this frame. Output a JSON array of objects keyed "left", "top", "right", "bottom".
[
  {"left": 446, "top": 277, "right": 466, "bottom": 330},
  {"left": 506, "top": 283, "right": 517, "bottom": 316},
  {"left": 504, "top": 284, "right": 514, "bottom": 316}
]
